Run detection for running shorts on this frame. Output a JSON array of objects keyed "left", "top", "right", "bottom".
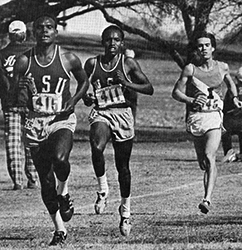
[
  {"left": 88, "top": 107, "right": 135, "bottom": 142},
  {"left": 186, "top": 111, "right": 224, "bottom": 137},
  {"left": 24, "top": 111, "right": 77, "bottom": 147}
]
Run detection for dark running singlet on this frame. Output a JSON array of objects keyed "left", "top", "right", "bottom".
[
  {"left": 25, "top": 45, "right": 71, "bottom": 114},
  {"left": 90, "top": 54, "right": 135, "bottom": 109}
]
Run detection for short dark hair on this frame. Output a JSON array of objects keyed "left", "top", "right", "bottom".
[
  {"left": 33, "top": 13, "right": 58, "bottom": 29},
  {"left": 101, "top": 25, "right": 124, "bottom": 41},
  {"left": 194, "top": 31, "right": 216, "bottom": 50}
]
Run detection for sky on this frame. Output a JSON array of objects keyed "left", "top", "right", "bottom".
[
  {"left": 0, "top": 0, "right": 230, "bottom": 38},
  {"left": 0, "top": 0, "right": 183, "bottom": 36},
  {"left": 0, "top": 0, "right": 112, "bottom": 35},
  {"left": 60, "top": 10, "right": 110, "bottom": 35}
]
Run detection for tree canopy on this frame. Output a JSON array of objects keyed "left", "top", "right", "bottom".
[{"left": 1, "top": 0, "right": 242, "bottom": 68}]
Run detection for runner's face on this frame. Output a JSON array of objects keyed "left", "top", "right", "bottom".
[
  {"left": 197, "top": 37, "right": 214, "bottom": 60},
  {"left": 34, "top": 17, "right": 57, "bottom": 45},
  {"left": 102, "top": 30, "right": 123, "bottom": 56}
]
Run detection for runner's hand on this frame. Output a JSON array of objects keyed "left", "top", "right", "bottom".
[
  {"left": 83, "top": 93, "right": 96, "bottom": 106},
  {"left": 193, "top": 95, "right": 207, "bottom": 109},
  {"left": 61, "top": 99, "right": 75, "bottom": 115},
  {"left": 19, "top": 73, "right": 37, "bottom": 95}
]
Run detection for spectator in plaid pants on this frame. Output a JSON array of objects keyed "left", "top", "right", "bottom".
[{"left": 0, "top": 20, "right": 38, "bottom": 190}]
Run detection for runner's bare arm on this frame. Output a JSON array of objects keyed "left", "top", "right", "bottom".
[
  {"left": 223, "top": 63, "right": 242, "bottom": 108},
  {"left": 82, "top": 57, "right": 97, "bottom": 106},
  {"left": 115, "top": 57, "right": 153, "bottom": 95},
  {"left": 12, "top": 54, "right": 32, "bottom": 105},
  {"left": 172, "top": 64, "right": 195, "bottom": 104},
  {"left": 84, "top": 57, "right": 95, "bottom": 78},
  {"left": 61, "top": 52, "right": 89, "bottom": 112},
  {"left": 13, "top": 54, "right": 30, "bottom": 86}
]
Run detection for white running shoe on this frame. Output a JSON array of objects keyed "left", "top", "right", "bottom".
[
  {"left": 118, "top": 206, "right": 131, "bottom": 236},
  {"left": 94, "top": 192, "right": 108, "bottom": 214},
  {"left": 222, "top": 149, "right": 237, "bottom": 163}
]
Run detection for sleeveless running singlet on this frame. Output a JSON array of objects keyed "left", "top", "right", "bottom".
[
  {"left": 187, "top": 61, "right": 225, "bottom": 100},
  {"left": 25, "top": 45, "right": 71, "bottom": 114},
  {"left": 90, "top": 54, "right": 133, "bottom": 109},
  {"left": 186, "top": 61, "right": 226, "bottom": 115}
]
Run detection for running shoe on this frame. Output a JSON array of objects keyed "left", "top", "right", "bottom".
[
  {"left": 198, "top": 199, "right": 210, "bottom": 214},
  {"left": 57, "top": 193, "right": 74, "bottom": 222},
  {"left": 49, "top": 231, "right": 67, "bottom": 246},
  {"left": 94, "top": 192, "right": 108, "bottom": 214},
  {"left": 118, "top": 205, "right": 131, "bottom": 236},
  {"left": 222, "top": 149, "right": 237, "bottom": 163}
]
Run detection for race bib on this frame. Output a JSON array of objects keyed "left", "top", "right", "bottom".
[
  {"left": 32, "top": 93, "right": 62, "bottom": 114},
  {"left": 201, "top": 98, "right": 219, "bottom": 111},
  {"left": 95, "top": 84, "right": 125, "bottom": 108}
]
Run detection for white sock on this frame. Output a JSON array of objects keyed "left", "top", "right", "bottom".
[
  {"left": 56, "top": 178, "right": 68, "bottom": 196},
  {"left": 50, "top": 210, "right": 66, "bottom": 234},
  {"left": 121, "top": 196, "right": 131, "bottom": 218},
  {"left": 97, "top": 173, "right": 109, "bottom": 195}
]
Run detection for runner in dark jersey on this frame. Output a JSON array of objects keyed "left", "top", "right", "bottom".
[
  {"left": 0, "top": 20, "right": 38, "bottom": 190},
  {"left": 13, "top": 14, "right": 89, "bottom": 246},
  {"left": 84, "top": 25, "right": 153, "bottom": 237},
  {"left": 172, "top": 32, "right": 242, "bottom": 214},
  {"left": 221, "top": 68, "right": 242, "bottom": 162}
]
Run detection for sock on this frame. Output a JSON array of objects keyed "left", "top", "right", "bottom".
[
  {"left": 97, "top": 173, "right": 109, "bottom": 195},
  {"left": 56, "top": 178, "right": 68, "bottom": 196},
  {"left": 50, "top": 210, "right": 67, "bottom": 234},
  {"left": 121, "top": 196, "right": 131, "bottom": 218}
]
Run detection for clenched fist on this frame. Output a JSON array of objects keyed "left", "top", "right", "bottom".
[{"left": 192, "top": 95, "right": 207, "bottom": 110}]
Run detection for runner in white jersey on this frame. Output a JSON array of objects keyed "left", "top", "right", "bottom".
[
  {"left": 172, "top": 32, "right": 242, "bottom": 214},
  {"left": 83, "top": 25, "right": 153, "bottom": 236},
  {"left": 13, "top": 14, "right": 89, "bottom": 246}
]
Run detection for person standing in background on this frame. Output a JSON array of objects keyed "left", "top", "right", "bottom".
[{"left": 0, "top": 20, "right": 38, "bottom": 190}]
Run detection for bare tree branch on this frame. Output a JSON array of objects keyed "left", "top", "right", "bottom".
[{"left": 2, "top": 0, "right": 242, "bottom": 68}]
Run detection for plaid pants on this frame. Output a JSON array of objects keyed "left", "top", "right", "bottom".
[{"left": 3, "top": 107, "right": 38, "bottom": 186}]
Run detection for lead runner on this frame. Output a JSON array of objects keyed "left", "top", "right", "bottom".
[
  {"left": 13, "top": 14, "right": 89, "bottom": 245},
  {"left": 83, "top": 25, "right": 153, "bottom": 236},
  {"left": 172, "top": 32, "right": 242, "bottom": 214}
]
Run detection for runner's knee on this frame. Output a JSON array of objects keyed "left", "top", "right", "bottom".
[
  {"left": 118, "top": 166, "right": 131, "bottom": 180},
  {"left": 91, "top": 142, "right": 105, "bottom": 156},
  {"left": 204, "top": 152, "right": 216, "bottom": 162}
]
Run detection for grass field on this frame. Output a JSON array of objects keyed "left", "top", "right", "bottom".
[
  {"left": 1, "top": 141, "right": 242, "bottom": 249},
  {"left": 1, "top": 34, "right": 242, "bottom": 249}
]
